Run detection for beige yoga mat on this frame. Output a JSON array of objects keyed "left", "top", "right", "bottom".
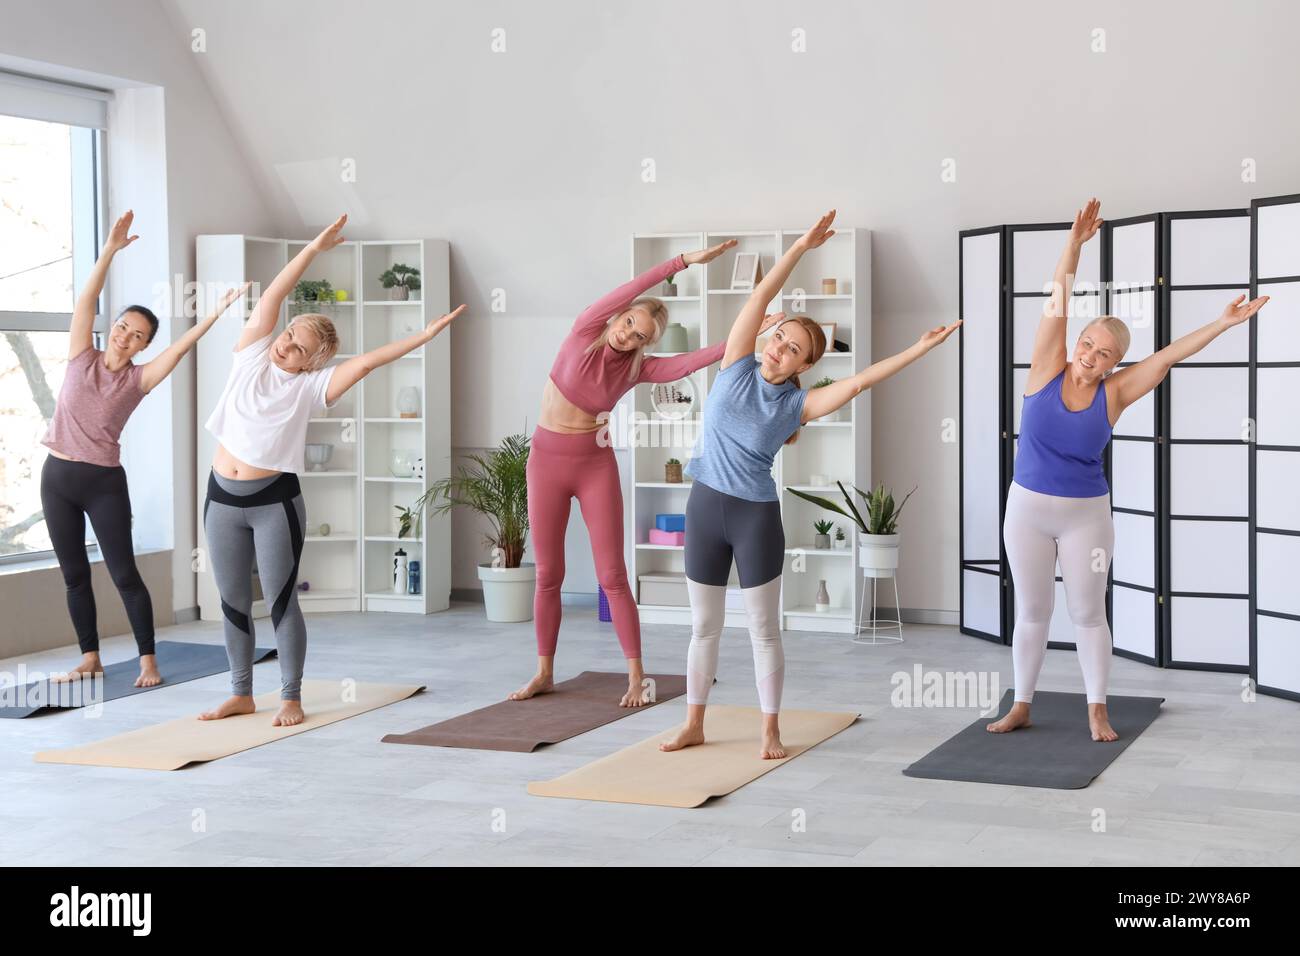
[
  {"left": 527, "top": 705, "right": 859, "bottom": 808},
  {"left": 34, "top": 680, "right": 424, "bottom": 771}
]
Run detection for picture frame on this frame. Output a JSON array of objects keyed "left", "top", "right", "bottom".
[
  {"left": 730, "top": 252, "right": 761, "bottom": 291},
  {"left": 819, "top": 322, "right": 836, "bottom": 351}
]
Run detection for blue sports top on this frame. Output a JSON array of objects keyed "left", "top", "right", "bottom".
[{"left": 1012, "top": 369, "right": 1112, "bottom": 498}]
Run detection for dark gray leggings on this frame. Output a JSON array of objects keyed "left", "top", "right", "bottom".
[
  {"left": 684, "top": 479, "right": 785, "bottom": 587},
  {"left": 203, "top": 470, "right": 306, "bottom": 701}
]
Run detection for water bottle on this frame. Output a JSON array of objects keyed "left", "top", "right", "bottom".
[
  {"left": 393, "top": 548, "right": 408, "bottom": 594},
  {"left": 408, "top": 560, "right": 420, "bottom": 595}
]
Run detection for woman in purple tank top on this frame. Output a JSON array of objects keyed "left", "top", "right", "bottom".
[
  {"left": 989, "top": 198, "right": 1270, "bottom": 742},
  {"left": 40, "top": 211, "right": 245, "bottom": 688}
]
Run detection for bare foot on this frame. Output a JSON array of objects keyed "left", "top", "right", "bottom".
[
  {"left": 986, "top": 701, "right": 1032, "bottom": 733},
  {"left": 273, "top": 701, "right": 305, "bottom": 726},
  {"left": 659, "top": 723, "right": 706, "bottom": 752},
  {"left": 134, "top": 654, "right": 162, "bottom": 688},
  {"left": 760, "top": 730, "right": 787, "bottom": 759},
  {"left": 620, "top": 662, "right": 648, "bottom": 707},
  {"left": 508, "top": 671, "right": 554, "bottom": 701},
  {"left": 1089, "top": 703, "right": 1118, "bottom": 742},
  {"left": 198, "top": 695, "right": 256, "bottom": 720},
  {"left": 51, "top": 653, "right": 103, "bottom": 683}
]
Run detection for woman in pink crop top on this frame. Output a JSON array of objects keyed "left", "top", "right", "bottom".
[
  {"left": 513, "top": 241, "right": 738, "bottom": 707},
  {"left": 40, "top": 211, "right": 246, "bottom": 689}
]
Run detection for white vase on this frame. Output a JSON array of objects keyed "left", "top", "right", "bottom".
[
  {"left": 397, "top": 386, "right": 421, "bottom": 418},
  {"left": 858, "top": 532, "right": 900, "bottom": 579},
  {"left": 478, "top": 563, "right": 536, "bottom": 622}
]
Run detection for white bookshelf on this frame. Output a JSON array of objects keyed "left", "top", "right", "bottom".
[
  {"left": 621, "top": 229, "right": 871, "bottom": 634},
  {"left": 195, "top": 235, "right": 451, "bottom": 619}
]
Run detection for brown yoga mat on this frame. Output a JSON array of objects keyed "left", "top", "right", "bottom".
[
  {"left": 381, "top": 670, "right": 688, "bottom": 752},
  {"left": 527, "top": 705, "right": 859, "bottom": 808},
  {"left": 34, "top": 680, "right": 424, "bottom": 771}
]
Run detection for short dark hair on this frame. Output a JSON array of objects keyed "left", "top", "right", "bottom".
[{"left": 120, "top": 305, "right": 160, "bottom": 344}]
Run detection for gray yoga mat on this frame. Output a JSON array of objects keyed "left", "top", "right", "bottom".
[
  {"left": 902, "top": 690, "right": 1164, "bottom": 789},
  {"left": 0, "top": 641, "right": 276, "bottom": 718}
]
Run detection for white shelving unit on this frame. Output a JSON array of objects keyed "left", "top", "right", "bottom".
[
  {"left": 195, "top": 235, "right": 451, "bottom": 620},
  {"left": 621, "top": 229, "right": 871, "bottom": 634}
]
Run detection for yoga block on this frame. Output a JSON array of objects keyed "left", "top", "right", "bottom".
[
  {"left": 638, "top": 572, "right": 688, "bottom": 607},
  {"left": 648, "top": 528, "right": 685, "bottom": 546},
  {"left": 655, "top": 513, "right": 686, "bottom": 532}
]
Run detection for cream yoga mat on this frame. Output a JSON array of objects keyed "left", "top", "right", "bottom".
[
  {"left": 34, "top": 680, "right": 424, "bottom": 771},
  {"left": 527, "top": 705, "right": 859, "bottom": 808}
]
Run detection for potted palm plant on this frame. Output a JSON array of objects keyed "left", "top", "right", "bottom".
[
  {"left": 414, "top": 432, "right": 534, "bottom": 622},
  {"left": 786, "top": 480, "right": 915, "bottom": 578}
]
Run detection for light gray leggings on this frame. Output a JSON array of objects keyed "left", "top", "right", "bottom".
[{"left": 203, "top": 470, "right": 307, "bottom": 701}]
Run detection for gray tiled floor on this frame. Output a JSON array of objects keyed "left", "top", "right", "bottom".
[{"left": 2, "top": 603, "right": 1297, "bottom": 866}]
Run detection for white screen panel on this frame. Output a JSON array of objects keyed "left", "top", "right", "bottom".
[
  {"left": 1170, "top": 444, "right": 1248, "bottom": 516},
  {"left": 961, "top": 232, "right": 1003, "bottom": 562},
  {"left": 1012, "top": 367, "right": 1028, "bottom": 433},
  {"left": 1013, "top": 229, "right": 1101, "bottom": 292},
  {"left": 1107, "top": 290, "right": 1157, "bottom": 360},
  {"left": 1171, "top": 596, "right": 1249, "bottom": 666},
  {"left": 1170, "top": 289, "right": 1250, "bottom": 362},
  {"left": 1257, "top": 533, "right": 1300, "bottom": 617},
  {"left": 1256, "top": 281, "right": 1300, "bottom": 361},
  {"left": 962, "top": 569, "right": 1001, "bottom": 638},
  {"left": 1170, "top": 367, "right": 1249, "bottom": 440},
  {"left": 1257, "top": 368, "right": 1300, "bottom": 446},
  {"left": 1111, "top": 385, "right": 1154, "bottom": 437},
  {"left": 1113, "top": 511, "right": 1155, "bottom": 588},
  {"left": 1113, "top": 585, "right": 1155, "bottom": 658},
  {"left": 1256, "top": 201, "right": 1300, "bottom": 279},
  {"left": 1110, "top": 439, "right": 1154, "bottom": 512},
  {"left": 1169, "top": 216, "right": 1250, "bottom": 286},
  {"left": 1110, "top": 221, "right": 1156, "bottom": 286},
  {"left": 1257, "top": 615, "right": 1300, "bottom": 695},
  {"left": 1257, "top": 450, "right": 1300, "bottom": 530},
  {"left": 1170, "top": 520, "right": 1249, "bottom": 593}
]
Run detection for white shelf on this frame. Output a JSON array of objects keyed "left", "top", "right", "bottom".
[
  {"left": 362, "top": 300, "right": 422, "bottom": 306},
  {"left": 636, "top": 481, "right": 692, "bottom": 488},
  {"left": 365, "top": 535, "right": 423, "bottom": 543},
  {"left": 785, "top": 605, "right": 853, "bottom": 619},
  {"left": 785, "top": 546, "right": 854, "bottom": 556},
  {"left": 805, "top": 421, "right": 852, "bottom": 428},
  {"left": 301, "top": 470, "right": 357, "bottom": 477},
  {"left": 305, "top": 535, "right": 356, "bottom": 542},
  {"left": 299, "top": 588, "right": 356, "bottom": 601},
  {"left": 365, "top": 476, "right": 423, "bottom": 483},
  {"left": 364, "top": 591, "right": 423, "bottom": 601},
  {"left": 636, "top": 543, "right": 683, "bottom": 551},
  {"left": 365, "top": 417, "right": 423, "bottom": 423}
]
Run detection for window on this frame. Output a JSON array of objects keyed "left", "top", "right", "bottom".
[{"left": 0, "top": 72, "right": 108, "bottom": 562}]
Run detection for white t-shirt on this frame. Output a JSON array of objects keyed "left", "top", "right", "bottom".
[{"left": 204, "top": 332, "right": 339, "bottom": 474}]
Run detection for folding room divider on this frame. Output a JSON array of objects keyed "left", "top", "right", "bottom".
[{"left": 958, "top": 192, "right": 1300, "bottom": 701}]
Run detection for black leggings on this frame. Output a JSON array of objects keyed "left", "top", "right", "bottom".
[{"left": 40, "top": 455, "right": 155, "bottom": 656}]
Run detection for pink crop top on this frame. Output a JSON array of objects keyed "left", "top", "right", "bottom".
[
  {"left": 41, "top": 347, "right": 146, "bottom": 468},
  {"left": 548, "top": 255, "right": 725, "bottom": 415}
]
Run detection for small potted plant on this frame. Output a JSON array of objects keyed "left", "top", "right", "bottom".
[
  {"left": 292, "top": 279, "right": 335, "bottom": 314},
  {"left": 665, "top": 457, "right": 683, "bottom": 483},
  {"left": 662, "top": 273, "right": 677, "bottom": 297},
  {"left": 813, "top": 519, "right": 833, "bottom": 549},
  {"left": 834, "top": 525, "right": 848, "bottom": 550},
  {"left": 394, "top": 504, "right": 420, "bottom": 539},
  {"left": 379, "top": 263, "right": 421, "bottom": 301},
  {"left": 414, "top": 432, "right": 533, "bottom": 622},
  {"left": 810, "top": 376, "right": 840, "bottom": 421}
]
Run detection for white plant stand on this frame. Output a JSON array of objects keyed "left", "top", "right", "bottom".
[{"left": 854, "top": 567, "right": 903, "bottom": 645}]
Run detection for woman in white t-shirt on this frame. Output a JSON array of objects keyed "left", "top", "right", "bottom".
[{"left": 201, "top": 214, "right": 465, "bottom": 727}]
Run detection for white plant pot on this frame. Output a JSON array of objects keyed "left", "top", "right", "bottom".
[
  {"left": 858, "top": 533, "right": 900, "bottom": 579},
  {"left": 477, "top": 562, "right": 536, "bottom": 623}
]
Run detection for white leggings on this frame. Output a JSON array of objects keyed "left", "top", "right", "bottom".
[
  {"left": 1003, "top": 481, "right": 1114, "bottom": 705},
  {"left": 686, "top": 576, "right": 784, "bottom": 714}
]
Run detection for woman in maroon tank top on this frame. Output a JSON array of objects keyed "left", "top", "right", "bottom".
[{"left": 41, "top": 211, "right": 245, "bottom": 688}]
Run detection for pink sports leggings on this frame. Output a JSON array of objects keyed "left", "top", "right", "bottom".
[{"left": 527, "top": 425, "right": 640, "bottom": 659}]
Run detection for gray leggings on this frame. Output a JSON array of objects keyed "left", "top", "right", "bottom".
[{"left": 203, "top": 470, "right": 307, "bottom": 701}]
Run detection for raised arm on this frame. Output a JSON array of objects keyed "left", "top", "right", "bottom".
[
  {"left": 139, "top": 282, "right": 250, "bottom": 394},
  {"left": 70, "top": 211, "right": 138, "bottom": 359},
  {"left": 637, "top": 312, "right": 785, "bottom": 383},
  {"left": 802, "top": 321, "right": 961, "bottom": 423},
  {"left": 325, "top": 304, "right": 466, "bottom": 406},
  {"left": 1027, "top": 198, "right": 1102, "bottom": 393},
  {"left": 1107, "top": 294, "right": 1268, "bottom": 422},
  {"left": 237, "top": 214, "right": 347, "bottom": 351},
  {"left": 723, "top": 211, "right": 836, "bottom": 369}
]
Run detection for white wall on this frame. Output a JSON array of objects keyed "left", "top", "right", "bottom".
[
  {"left": 0, "top": 0, "right": 277, "bottom": 623},
  {"left": 18, "top": 0, "right": 1300, "bottom": 615}
]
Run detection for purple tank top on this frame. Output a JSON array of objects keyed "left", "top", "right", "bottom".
[
  {"left": 1013, "top": 369, "right": 1111, "bottom": 497},
  {"left": 41, "top": 348, "right": 146, "bottom": 467}
]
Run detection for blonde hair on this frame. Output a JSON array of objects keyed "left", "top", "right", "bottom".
[
  {"left": 776, "top": 316, "right": 828, "bottom": 445},
  {"left": 1080, "top": 316, "right": 1130, "bottom": 365},
  {"left": 584, "top": 297, "right": 670, "bottom": 380},
  {"left": 289, "top": 313, "right": 341, "bottom": 370}
]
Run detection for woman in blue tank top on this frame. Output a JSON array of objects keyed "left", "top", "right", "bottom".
[
  {"left": 658, "top": 210, "right": 959, "bottom": 760},
  {"left": 989, "top": 198, "right": 1270, "bottom": 742}
]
